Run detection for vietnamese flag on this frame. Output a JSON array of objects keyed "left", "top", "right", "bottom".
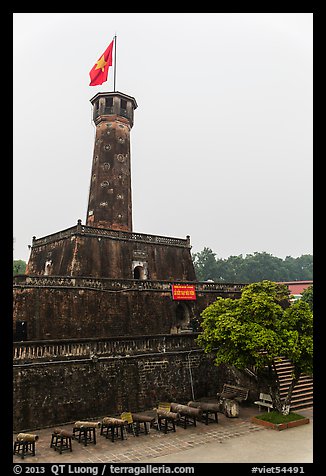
[{"left": 89, "top": 40, "right": 114, "bottom": 86}]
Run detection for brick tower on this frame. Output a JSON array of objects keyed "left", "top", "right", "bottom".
[
  {"left": 86, "top": 91, "right": 137, "bottom": 231},
  {"left": 23, "top": 91, "right": 196, "bottom": 285}
]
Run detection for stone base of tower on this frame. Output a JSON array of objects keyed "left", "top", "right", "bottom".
[
  {"left": 25, "top": 221, "right": 196, "bottom": 281},
  {"left": 13, "top": 276, "right": 244, "bottom": 340}
]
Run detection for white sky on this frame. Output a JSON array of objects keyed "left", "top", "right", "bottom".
[{"left": 13, "top": 13, "right": 313, "bottom": 262}]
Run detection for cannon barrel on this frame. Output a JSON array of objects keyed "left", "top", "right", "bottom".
[
  {"left": 187, "top": 401, "right": 220, "bottom": 412},
  {"left": 132, "top": 413, "right": 155, "bottom": 423},
  {"left": 170, "top": 402, "right": 203, "bottom": 418},
  {"left": 156, "top": 409, "right": 179, "bottom": 420},
  {"left": 74, "top": 420, "right": 101, "bottom": 428},
  {"left": 187, "top": 401, "right": 201, "bottom": 408},
  {"left": 53, "top": 428, "right": 73, "bottom": 437},
  {"left": 16, "top": 433, "right": 39, "bottom": 442},
  {"left": 102, "top": 417, "right": 126, "bottom": 426}
]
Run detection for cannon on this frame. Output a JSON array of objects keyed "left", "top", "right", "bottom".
[
  {"left": 74, "top": 420, "right": 101, "bottom": 428},
  {"left": 170, "top": 402, "right": 202, "bottom": 418},
  {"left": 73, "top": 421, "right": 100, "bottom": 445},
  {"left": 170, "top": 402, "right": 202, "bottom": 428},
  {"left": 155, "top": 409, "right": 179, "bottom": 433},
  {"left": 14, "top": 433, "right": 38, "bottom": 459},
  {"left": 187, "top": 401, "right": 220, "bottom": 425},
  {"left": 130, "top": 412, "right": 156, "bottom": 435},
  {"left": 102, "top": 417, "right": 126, "bottom": 426},
  {"left": 101, "top": 417, "right": 127, "bottom": 442},
  {"left": 16, "top": 433, "right": 39, "bottom": 442},
  {"left": 53, "top": 428, "right": 73, "bottom": 438},
  {"left": 132, "top": 413, "right": 155, "bottom": 424},
  {"left": 50, "top": 429, "right": 73, "bottom": 454},
  {"left": 156, "top": 409, "right": 179, "bottom": 420}
]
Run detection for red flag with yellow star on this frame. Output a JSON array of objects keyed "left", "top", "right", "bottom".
[{"left": 89, "top": 40, "right": 114, "bottom": 86}]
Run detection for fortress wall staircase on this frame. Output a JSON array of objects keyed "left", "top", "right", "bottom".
[{"left": 274, "top": 357, "right": 313, "bottom": 411}]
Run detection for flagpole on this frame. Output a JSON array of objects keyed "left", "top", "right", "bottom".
[{"left": 113, "top": 34, "right": 117, "bottom": 92}]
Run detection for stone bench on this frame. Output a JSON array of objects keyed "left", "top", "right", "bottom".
[{"left": 254, "top": 393, "right": 274, "bottom": 412}]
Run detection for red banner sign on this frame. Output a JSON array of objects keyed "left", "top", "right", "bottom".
[{"left": 172, "top": 285, "right": 196, "bottom": 301}]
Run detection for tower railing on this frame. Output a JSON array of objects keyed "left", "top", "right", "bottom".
[
  {"left": 13, "top": 274, "right": 245, "bottom": 293},
  {"left": 29, "top": 224, "right": 191, "bottom": 248},
  {"left": 13, "top": 333, "right": 201, "bottom": 362}
]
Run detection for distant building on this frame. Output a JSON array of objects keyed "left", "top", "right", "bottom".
[{"left": 277, "top": 280, "right": 313, "bottom": 301}]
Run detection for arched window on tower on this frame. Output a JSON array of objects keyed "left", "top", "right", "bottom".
[
  {"left": 132, "top": 260, "right": 148, "bottom": 280},
  {"left": 133, "top": 266, "right": 144, "bottom": 280}
]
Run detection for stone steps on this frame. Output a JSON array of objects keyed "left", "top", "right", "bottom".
[{"left": 274, "top": 357, "right": 313, "bottom": 411}]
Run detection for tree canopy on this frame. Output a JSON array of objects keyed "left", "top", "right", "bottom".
[
  {"left": 192, "top": 248, "right": 313, "bottom": 283},
  {"left": 197, "top": 280, "right": 313, "bottom": 413},
  {"left": 301, "top": 285, "right": 313, "bottom": 311},
  {"left": 13, "top": 260, "right": 26, "bottom": 276}
]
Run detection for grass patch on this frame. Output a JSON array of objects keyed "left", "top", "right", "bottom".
[{"left": 255, "top": 411, "right": 305, "bottom": 424}]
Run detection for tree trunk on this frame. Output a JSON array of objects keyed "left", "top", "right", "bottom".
[
  {"left": 258, "top": 364, "right": 301, "bottom": 415},
  {"left": 259, "top": 364, "right": 283, "bottom": 413},
  {"left": 268, "top": 377, "right": 283, "bottom": 413},
  {"left": 281, "top": 369, "right": 301, "bottom": 415}
]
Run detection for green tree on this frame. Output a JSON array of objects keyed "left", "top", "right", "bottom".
[
  {"left": 192, "top": 247, "right": 219, "bottom": 281},
  {"left": 13, "top": 260, "right": 26, "bottom": 275},
  {"left": 238, "top": 252, "right": 285, "bottom": 282},
  {"left": 301, "top": 285, "right": 313, "bottom": 311},
  {"left": 192, "top": 249, "right": 313, "bottom": 283},
  {"left": 197, "top": 280, "right": 313, "bottom": 414}
]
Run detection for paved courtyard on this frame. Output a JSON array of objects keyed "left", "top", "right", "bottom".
[{"left": 13, "top": 406, "right": 313, "bottom": 464}]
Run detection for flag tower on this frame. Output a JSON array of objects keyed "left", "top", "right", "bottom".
[{"left": 86, "top": 91, "right": 137, "bottom": 231}]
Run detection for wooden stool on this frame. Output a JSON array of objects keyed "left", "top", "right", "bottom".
[
  {"left": 101, "top": 418, "right": 126, "bottom": 442},
  {"left": 73, "top": 421, "right": 100, "bottom": 446},
  {"left": 13, "top": 440, "right": 35, "bottom": 459},
  {"left": 13, "top": 433, "right": 38, "bottom": 459},
  {"left": 132, "top": 413, "right": 155, "bottom": 435},
  {"left": 157, "top": 416, "right": 176, "bottom": 433},
  {"left": 202, "top": 409, "right": 219, "bottom": 425},
  {"left": 101, "top": 423, "right": 125, "bottom": 441},
  {"left": 155, "top": 410, "right": 178, "bottom": 434},
  {"left": 171, "top": 403, "right": 201, "bottom": 429},
  {"left": 176, "top": 414, "right": 197, "bottom": 429},
  {"left": 73, "top": 426, "right": 96, "bottom": 446},
  {"left": 187, "top": 401, "right": 219, "bottom": 425},
  {"left": 50, "top": 430, "right": 73, "bottom": 454}
]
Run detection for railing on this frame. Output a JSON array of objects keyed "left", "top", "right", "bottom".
[
  {"left": 13, "top": 334, "right": 201, "bottom": 363},
  {"left": 13, "top": 275, "right": 246, "bottom": 294},
  {"left": 30, "top": 223, "right": 190, "bottom": 248}
]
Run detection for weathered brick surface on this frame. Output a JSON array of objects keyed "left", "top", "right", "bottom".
[
  {"left": 26, "top": 233, "right": 196, "bottom": 281},
  {"left": 13, "top": 351, "right": 220, "bottom": 431},
  {"left": 13, "top": 284, "right": 237, "bottom": 340}
]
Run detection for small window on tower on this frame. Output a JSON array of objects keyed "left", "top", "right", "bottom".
[
  {"left": 105, "top": 97, "right": 113, "bottom": 114},
  {"left": 120, "top": 99, "right": 127, "bottom": 117},
  {"left": 93, "top": 101, "right": 100, "bottom": 119}
]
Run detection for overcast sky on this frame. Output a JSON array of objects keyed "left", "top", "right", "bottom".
[{"left": 13, "top": 13, "right": 313, "bottom": 263}]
